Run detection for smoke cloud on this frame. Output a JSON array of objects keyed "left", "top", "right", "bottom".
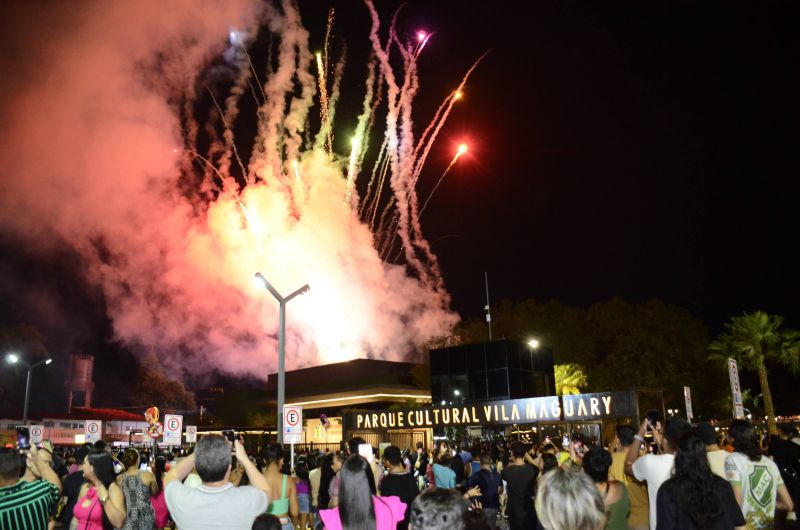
[{"left": 0, "top": 0, "right": 458, "bottom": 379}]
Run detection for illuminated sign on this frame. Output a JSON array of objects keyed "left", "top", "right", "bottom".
[{"left": 344, "top": 391, "right": 635, "bottom": 430}]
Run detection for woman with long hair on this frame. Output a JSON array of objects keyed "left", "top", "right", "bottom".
[
  {"left": 294, "top": 460, "right": 312, "bottom": 530},
  {"left": 116, "top": 448, "right": 157, "bottom": 529},
  {"left": 581, "top": 448, "right": 629, "bottom": 530},
  {"left": 261, "top": 443, "right": 299, "bottom": 530},
  {"left": 319, "top": 454, "right": 405, "bottom": 530},
  {"left": 149, "top": 456, "right": 170, "bottom": 529},
  {"left": 725, "top": 419, "right": 794, "bottom": 529},
  {"left": 73, "top": 449, "right": 127, "bottom": 529},
  {"left": 657, "top": 431, "right": 744, "bottom": 529},
  {"left": 318, "top": 453, "right": 335, "bottom": 510}
]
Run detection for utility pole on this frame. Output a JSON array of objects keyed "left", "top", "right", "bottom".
[{"left": 484, "top": 272, "right": 492, "bottom": 341}]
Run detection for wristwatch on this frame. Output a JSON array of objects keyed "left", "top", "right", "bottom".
[{"left": 99, "top": 494, "right": 109, "bottom": 504}]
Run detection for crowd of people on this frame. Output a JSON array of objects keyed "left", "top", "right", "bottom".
[{"left": 0, "top": 418, "right": 798, "bottom": 529}]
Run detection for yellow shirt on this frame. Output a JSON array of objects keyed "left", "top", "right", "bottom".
[{"left": 609, "top": 450, "right": 649, "bottom": 528}]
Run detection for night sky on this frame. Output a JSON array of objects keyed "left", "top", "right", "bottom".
[
  {"left": 1, "top": 0, "right": 799, "bottom": 375},
  {"left": 348, "top": 0, "right": 800, "bottom": 330}
]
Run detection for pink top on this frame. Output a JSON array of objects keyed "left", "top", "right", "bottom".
[
  {"left": 320, "top": 495, "right": 406, "bottom": 530},
  {"left": 151, "top": 489, "right": 170, "bottom": 528},
  {"left": 73, "top": 486, "right": 104, "bottom": 530}
]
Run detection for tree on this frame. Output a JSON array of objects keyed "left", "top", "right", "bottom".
[
  {"left": 554, "top": 364, "right": 587, "bottom": 395},
  {"left": 709, "top": 311, "right": 800, "bottom": 435},
  {"left": 132, "top": 349, "right": 197, "bottom": 412},
  {"left": 451, "top": 297, "right": 729, "bottom": 416}
]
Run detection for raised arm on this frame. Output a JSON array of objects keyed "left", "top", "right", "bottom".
[
  {"left": 625, "top": 419, "right": 649, "bottom": 479},
  {"left": 234, "top": 440, "right": 271, "bottom": 499},
  {"left": 165, "top": 454, "right": 195, "bottom": 486},
  {"left": 27, "top": 445, "right": 62, "bottom": 494}
]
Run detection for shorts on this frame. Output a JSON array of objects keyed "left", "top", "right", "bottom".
[{"left": 298, "top": 493, "right": 310, "bottom": 513}]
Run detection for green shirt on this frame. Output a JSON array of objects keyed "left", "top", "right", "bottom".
[
  {"left": 606, "top": 483, "right": 631, "bottom": 530},
  {"left": 0, "top": 479, "right": 59, "bottom": 530}
]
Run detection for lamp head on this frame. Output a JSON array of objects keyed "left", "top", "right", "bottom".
[
  {"left": 527, "top": 339, "right": 540, "bottom": 349},
  {"left": 6, "top": 353, "right": 19, "bottom": 364},
  {"left": 45, "top": 358, "right": 53, "bottom": 365},
  {"left": 253, "top": 272, "right": 267, "bottom": 290}
]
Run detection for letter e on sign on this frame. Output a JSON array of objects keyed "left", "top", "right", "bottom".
[{"left": 284, "top": 406, "right": 303, "bottom": 443}]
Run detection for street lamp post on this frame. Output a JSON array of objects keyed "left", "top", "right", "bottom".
[
  {"left": 6, "top": 354, "right": 52, "bottom": 425},
  {"left": 254, "top": 272, "right": 309, "bottom": 444}
]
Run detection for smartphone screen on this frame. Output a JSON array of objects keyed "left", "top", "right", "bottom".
[
  {"left": 16, "top": 427, "right": 31, "bottom": 450},
  {"left": 562, "top": 435, "right": 569, "bottom": 448},
  {"left": 645, "top": 409, "right": 660, "bottom": 429},
  {"left": 358, "top": 443, "right": 374, "bottom": 464}
]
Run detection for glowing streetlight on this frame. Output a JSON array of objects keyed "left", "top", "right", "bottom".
[
  {"left": 528, "top": 339, "right": 540, "bottom": 349},
  {"left": 6, "top": 353, "right": 53, "bottom": 424},
  {"left": 254, "top": 272, "right": 309, "bottom": 444}
]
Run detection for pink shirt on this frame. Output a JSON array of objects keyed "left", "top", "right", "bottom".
[
  {"left": 151, "top": 489, "right": 170, "bottom": 528},
  {"left": 320, "top": 495, "right": 406, "bottom": 530},
  {"left": 73, "top": 487, "right": 104, "bottom": 530}
]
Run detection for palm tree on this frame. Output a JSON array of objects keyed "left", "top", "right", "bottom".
[
  {"left": 554, "top": 363, "right": 588, "bottom": 396},
  {"left": 709, "top": 311, "right": 800, "bottom": 435}
]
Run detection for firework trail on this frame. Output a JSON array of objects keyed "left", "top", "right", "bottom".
[
  {"left": 204, "top": 0, "right": 486, "bottom": 364},
  {"left": 0, "top": 0, "right": 486, "bottom": 377},
  {"left": 420, "top": 144, "right": 467, "bottom": 216}
]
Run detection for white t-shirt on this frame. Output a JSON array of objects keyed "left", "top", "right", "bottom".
[
  {"left": 165, "top": 481, "right": 268, "bottom": 530},
  {"left": 707, "top": 449, "right": 729, "bottom": 479},
  {"left": 632, "top": 453, "right": 674, "bottom": 530},
  {"left": 725, "top": 452, "right": 784, "bottom": 530}
]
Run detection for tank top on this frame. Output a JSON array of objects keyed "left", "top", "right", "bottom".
[
  {"left": 267, "top": 474, "right": 290, "bottom": 515},
  {"left": 120, "top": 473, "right": 156, "bottom": 530},
  {"left": 151, "top": 488, "right": 170, "bottom": 529},
  {"left": 73, "top": 486, "right": 104, "bottom": 530},
  {"left": 606, "top": 484, "right": 631, "bottom": 530},
  {"left": 296, "top": 478, "right": 310, "bottom": 495}
]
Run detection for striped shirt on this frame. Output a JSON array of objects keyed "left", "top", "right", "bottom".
[{"left": 0, "top": 479, "right": 59, "bottom": 530}]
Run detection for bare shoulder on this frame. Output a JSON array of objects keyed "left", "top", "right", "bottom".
[
  {"left": 607, "top": 481, "right": 626, "bottom": 504},
  {"left": 110, "top": 482, "right": 125, "bottom": 498}
]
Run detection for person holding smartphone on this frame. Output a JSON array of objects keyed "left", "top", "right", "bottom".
[
  {"left": 0, "top": 445, "right": 61, "bottom": 530},
  {"left": 164, "top": 435, "right": 271, "bottom": 530},
  {"left": 624, "top": 416, "right": 691, "bottom": 530}
]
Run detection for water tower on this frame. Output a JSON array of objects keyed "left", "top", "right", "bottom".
[{"left": 65, "top": 353, "right": 95, "bottom": 411}]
